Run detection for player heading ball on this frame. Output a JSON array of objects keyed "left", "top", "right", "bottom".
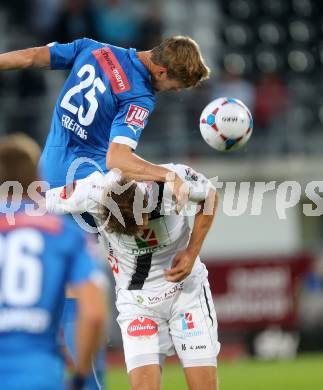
[{"left": 0, "top": 35, "right": 209, "bottom": 206}]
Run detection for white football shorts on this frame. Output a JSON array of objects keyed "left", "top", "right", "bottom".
[{"left": 116, "top": 273, "right": 221, "bottom": 372}]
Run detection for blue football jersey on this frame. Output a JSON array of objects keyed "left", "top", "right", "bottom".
[
  {"left": 0, "top": 208, "right": 100, "bottom": 390},
  {"left": 39, "top": 38, "right": 156, "bottom": 188}
]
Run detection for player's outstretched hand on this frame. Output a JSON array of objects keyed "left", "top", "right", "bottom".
[
  {"left": 164, "top": 249, "right": 195, "bottom": 282},
  {"left": 166, "top": 172, "right": 190, "bottom": 214}
]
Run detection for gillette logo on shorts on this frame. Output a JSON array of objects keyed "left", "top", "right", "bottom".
[
  {"left": 127, "top": 317, "right": 158, "bottom": 337},
  {"left": 181, "top": 313, "right": 195, "bottom": 330}
]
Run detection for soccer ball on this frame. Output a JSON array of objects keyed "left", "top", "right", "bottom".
[{"left": 199, "top": 97, "right": 253, "bottom": 152}]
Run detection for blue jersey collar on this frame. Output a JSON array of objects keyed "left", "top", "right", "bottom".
[{"left": 129, "top": 48, "right": 150, "bottom": 81}]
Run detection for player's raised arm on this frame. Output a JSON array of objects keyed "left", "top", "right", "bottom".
[
  {"left": 107, "top": 143, "right": 173, "bottom": 182},
  {"left": 107, "top": 143, "right": 187, "bottom": 211},
  {"left": 0, "top": 46, "right": 50, "bottom": 70},
  {"left": 45, "top": 172, "right": 105, "bottom": 215},
  {"left": 165, "top": 165, "right": 219, "bottom": 282},
  {"left": 0, "top": 38, "right": 94, "bottom": 71},
  {"left": 106, "top": 94, "right": 176, "bottom": 183},
  {"left": 165, "top": 188, "right": 218, "bottom": 282},
  {"left": 186, "top": 187, "right": 218, "bottom": 258}
]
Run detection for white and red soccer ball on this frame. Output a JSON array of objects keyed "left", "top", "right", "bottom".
[{"left": 199, "top": 97, "right": 253, "bottom": 152}]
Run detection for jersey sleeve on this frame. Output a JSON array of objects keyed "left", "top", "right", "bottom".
[
  {"left": 46, "top": 172, "right": 104, "bottom": 215},
  {"left": 109, "top": 97, "right": 154, "bottom": 150},
  {"left": 48, "top": 38, "right": 94, "bottom": 70},
  {"left": 67, "top": 229, "right": 106, "bottom": 288},
  {"left": 164, "top": 163, "right": 215, "bottom": 203}
]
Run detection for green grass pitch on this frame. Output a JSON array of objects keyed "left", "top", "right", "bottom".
[{"left": 106, "top": 353, "right": 323, "bottom": 390}]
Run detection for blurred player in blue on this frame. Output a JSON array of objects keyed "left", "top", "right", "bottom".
[
  {"left": 0, "top": 134, "right": 107, "bottom": 390},
  {"left": 0, "top": 35, "right": 210, "bottom": 389}
]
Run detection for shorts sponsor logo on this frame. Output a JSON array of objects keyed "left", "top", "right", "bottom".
[
  {"left": 180, "top": 313, "right": 203, "bottom": 338},
  {"left": 191, "top": 345, "right": 207, "bottom": 350},
  {"left": 125, "top": 105, "right": 149, "bottom": 129},
  {"left": 181, "top": 344, "right": 207, "bottom": 352},
  {"left": 181, "top": 312, "right": 195, "bottom": 330},
  {"left": 60, "top": 181, "right": 77, "bottom": 199},
  {"left": 135, "top": 283, "right": 184, "bottom": 306},
  {"left": 127, "top": 317, "right": 158, "bottom": 337},
  {"left": 147, "top": 283, "right": 184, "bottom": 305},
  {"left": 180, "top": 329, "right": 203, "bottom": 338}
]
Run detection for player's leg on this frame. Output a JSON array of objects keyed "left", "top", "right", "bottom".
[
  {"left": 170, "top": 275, "right": 220, "bottom": 390},
  {"left": 116, "top": 289, "right": 174, "bottom": 390},
  {"left": 129, "top": 363, "right": 162, "bottom": 390},
  {"left": 62, "top": 297, "right": 106, "bottom": 390},
  {"left": 62, "top": 213, "right": 107, "bottom": 390},
  {"left": 183, "top": 366, "right": 218, "bottom": 390}
]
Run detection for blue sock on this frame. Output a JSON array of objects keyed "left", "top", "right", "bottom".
[{"left": 61, "top": 298, "right": 106, "bottom": 390}]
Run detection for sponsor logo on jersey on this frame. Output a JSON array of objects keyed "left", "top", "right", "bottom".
[
  {"left": 0, "top": 308, "right": 50, "bottom": 332},
  {"left": 60, "top": 181, "right": 77, "bottom": 200},
  {"left": 185, "top": 168, "right": 198, "bottom": 182},
  {"left": 135, "top": 228, "right": 158, "bottom": 249},
  {"left": 92, "top": 47, "right": 130, "bottom": 94},
  {"left": 131, "top": 244, "right": 168, "bottom": 256},
  {"left": 127, "top": 317, "right": 158, "bottom": 337},
  {"left": 108, "top": 253, "right": 119, "bottom": 274},
  {"left": 125, "top": 104, "right": 149, "bottom": 129},
  {"left": 181, "top": 312, "right": 195, "bottom": 330}
]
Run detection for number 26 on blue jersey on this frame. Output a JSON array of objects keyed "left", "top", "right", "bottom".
[{"left": 0, "top": 229, "right": 43, "bottom": 306}]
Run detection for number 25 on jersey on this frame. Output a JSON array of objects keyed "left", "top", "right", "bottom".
[{"left": 61, "top": 64, "right": 106, "bottom": 127}]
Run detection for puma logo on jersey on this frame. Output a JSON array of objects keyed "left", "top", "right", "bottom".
[
  {"left": 127, "top": 124, "right": 140, "bottom": 134},
  {"left": 125, "top": 105, "right": 149, "bottom": 129}
]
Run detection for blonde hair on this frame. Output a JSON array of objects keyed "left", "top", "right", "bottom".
[{"left": 151, "top": 36, "right": 210, "bottom": 87}]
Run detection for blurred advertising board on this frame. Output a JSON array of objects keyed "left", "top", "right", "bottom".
[{"left": 207, "top": 254, "right": 312, "bottom": 330}]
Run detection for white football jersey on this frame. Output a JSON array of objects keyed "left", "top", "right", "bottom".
[{"left": 46, "top": 164, "right": 214, "bottom": 291}]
